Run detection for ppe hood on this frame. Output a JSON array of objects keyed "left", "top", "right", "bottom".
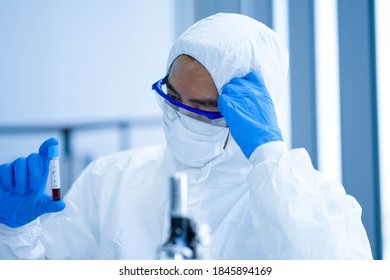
[{"left": 167, "top": 13, "right": 289, "bottom": 109}]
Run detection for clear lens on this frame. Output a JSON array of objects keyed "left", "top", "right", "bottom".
[
  {"left": 155, "top": 93, "right": 177, "bottom": 120},
  {"left": 179, "top": 113, "right": 227, "bottom": 135},
  {"left": 159, "top": 83, "right": 226, "bottom": 127},
  {"left": 155, "top": 93, "right": 227, "bottom": 135},
  {"left": 152, "top": 76, "right": 227, "bottom": 134}
]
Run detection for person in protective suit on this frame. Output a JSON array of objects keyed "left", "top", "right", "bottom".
[{"left": 0, "top": 13, "right": 372, "bottom": 259}]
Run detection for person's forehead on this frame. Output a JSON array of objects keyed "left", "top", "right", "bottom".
[
  {"left": 169, "top": 55, "right": 207, "bottom": 76},
  {"left": 168, "top": 58, "right": 218, "bottom": 97},
  {"left": 169, "top": 56, "right": 215, "bottom": 86}
]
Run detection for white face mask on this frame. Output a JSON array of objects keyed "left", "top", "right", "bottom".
[{"left": 162, "top": 112, "right": 229, "bottom": 168}]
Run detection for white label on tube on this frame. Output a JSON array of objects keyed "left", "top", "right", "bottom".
[{"left": 50, "top": 158, "right": 61, "bottom": 189}]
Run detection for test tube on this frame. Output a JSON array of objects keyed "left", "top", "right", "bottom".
[{"left": 48, "top": 145, "right": 61, "bottom": 201}]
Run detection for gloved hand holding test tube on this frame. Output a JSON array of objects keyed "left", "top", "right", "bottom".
[{"left": 0, "top": 138, "right": 65, "bottom": 228}]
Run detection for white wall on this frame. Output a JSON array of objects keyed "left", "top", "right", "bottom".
[
  {"left": 0, "top": 0, "right": 175, "bottom": 190},
  {"left": 0, "top": 0, "right": 175, "bottom": 123}
]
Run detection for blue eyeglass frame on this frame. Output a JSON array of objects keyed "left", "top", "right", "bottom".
[{"left": 151, "top": 75, "right": 224, "bottom": 120}]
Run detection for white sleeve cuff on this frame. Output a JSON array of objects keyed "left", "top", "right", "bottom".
[
  {"left": 0, "top": 219, "right": 45, "bottom": 259},
  {"left": 0, "top": 220, "right": 36, "bottom": 235},
  {"left": 249, "top": 141, "right": 288, "bottom": 165}
]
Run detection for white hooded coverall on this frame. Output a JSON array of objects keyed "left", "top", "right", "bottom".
[{"left": 0, "top": 13, "right": 372, "bottom": 259}]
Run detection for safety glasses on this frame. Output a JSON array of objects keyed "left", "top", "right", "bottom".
[{"left": 152, "top": 76, "right": 227, "bottom": 127}]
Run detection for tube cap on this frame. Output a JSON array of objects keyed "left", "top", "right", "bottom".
[{"left": 48, "top": 145, "right": 60, "bottom": 159}]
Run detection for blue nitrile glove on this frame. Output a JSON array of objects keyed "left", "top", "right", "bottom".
[
  {"left": 0, "top": 138, "right": 66, "bottom": 228},
  {"left": 218, "top": 72, "right": 283, "bottom": 158}
]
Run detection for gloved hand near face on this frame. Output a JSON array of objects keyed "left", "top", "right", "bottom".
[
  {"left": 218, "top": 71, "right": 283, "bottom": 159},
  {"left": 0, "top": 138, "right": 65, "bottom": 228}
]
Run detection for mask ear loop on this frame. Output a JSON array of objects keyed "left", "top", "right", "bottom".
[{"left": 223, "top": 130, "right": 230, "bottom": 149}]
